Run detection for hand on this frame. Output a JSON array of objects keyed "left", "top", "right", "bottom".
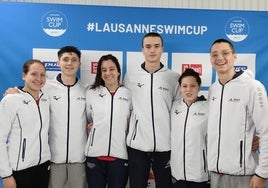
[
  {"left": 3, "top": 176, "right": 16, "bottom": 188},
  {"left": 250, "top": 175, "right": 266, "bottom": 188},
  {"left": 252, "top": 136, "right": 259, "bottom": 152},
  {"left": 3, "top": 88, "right": 19, "bottom": 97},
  {"left": 87, "top": 122, "right": 93, "bottom": 133}
]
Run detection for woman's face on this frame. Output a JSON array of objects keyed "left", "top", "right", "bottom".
[
  {"left": 23, "top": 62, "right": 46, "bottom": 93},
  {"left": 180, "top": 75, "right": 200, "bottom": 105},
  {"left": 101, "top": 59, "right": 120, "bottom": 87}
]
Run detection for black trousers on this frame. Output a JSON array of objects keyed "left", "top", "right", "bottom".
[
  {"left": 86, "top": 157, "right": 128, "bottom": 188},
  {"left": 13, "top": 161, "right": 50, "bottom": 188},
  {"left": 127, "top": 147, "right": 172, "bottom": 188}
]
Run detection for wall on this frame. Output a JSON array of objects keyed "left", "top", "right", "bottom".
[{"left": 2, "top": 0, "right": 268, "bottom": 10}]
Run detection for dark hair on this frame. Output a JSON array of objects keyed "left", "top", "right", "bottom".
[
  {"left": 23, "top": 59, "right": 45, "bottom": 74},
  {"left": 179, "top": 68, "right": 201, "bottom": 86},
  {"left": 142, "top": 32, "right": 163, "bottom": 48},
  {"left": 57, "top": 46, "right": 81, "bottom": 60},
  {"left": 210, "top": 38, "right": 235, "bottom": 53},
  {"left": 91, "top": 54, "right": 121, "bottom": 89}
]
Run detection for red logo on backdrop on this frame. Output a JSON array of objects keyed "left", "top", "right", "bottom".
[
  {"left": 91, "top": 62, "right": 98, "bottom": 74},
  {"left": 182, "top": 64, "right": 202, "bottom": 76}
]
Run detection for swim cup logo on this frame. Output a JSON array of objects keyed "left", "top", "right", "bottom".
[
  {"left": 225, "top": 17, "right": 249, "bottom": 42},
  {"left": 41, "top": 10, "right": 68, "bottom": 37}
]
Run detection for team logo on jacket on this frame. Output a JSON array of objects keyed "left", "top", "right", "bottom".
[
  {"left": 174, "top": 110, "right": 182, "bottom": 115},
  {"left": 118, "top": 96, "right": 129, "bottom": 101},
  {"left": 228, "top": 98, "right": 240, "bottom": 102},
  {"left": 23, "top": 100, "right": 31, "bottom": 105},
  {"left": 211, "top": 96, "right": 216, "bottom": 101},
  {"left": 137, "top": 83, "right": 144, "bottom": 88},
  {"left": 76, "top": 97, "right": 86, "bottom": 101},
  {"left": 193, "top": 112, "right": 205, "bottom": 116},
  {"left": 158, "top": 86, "right": 169, "bottom": 91},
  {"left": 41, "top": 98, "right": 48, "bottom": 102},
  {"left": 99, "top": 94, "right": 106, "bottom": 97},
  {"left": 53, "top": 96, "right": 61, "bottom": 100}
]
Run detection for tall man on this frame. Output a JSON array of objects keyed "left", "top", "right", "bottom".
[
  {"left": 124, "top": 32, "right": 180, "bottom": 188},
  {"left": 207, "top": 38, "right": 268, "bottom": 188}
]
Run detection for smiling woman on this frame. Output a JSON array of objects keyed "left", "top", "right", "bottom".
[
  {"left": 85, "top": 54, "right": 132, "bottom": 188},
  {"left": 0, "top": 59, "right": 50, "bottom": 188}
]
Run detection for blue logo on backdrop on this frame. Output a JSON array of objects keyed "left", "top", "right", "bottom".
[
  {"left": 41, "top": 10, "right": 68, "bottom": 37},
  {"left": 225, "top": 17, "right": 249, "bottom": 42},
  {"left": 234, "top": 65, "right": 248, "bottom": 71},
  {"left": 43, "top": 61, "right": 60, "bottom": 71}
]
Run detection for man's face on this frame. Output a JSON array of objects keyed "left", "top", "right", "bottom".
[
  {"left": 142, "top": 36, "right": 163, "bottom": 64},
  {"left": 57, "top": 52, "right": 81, "bottom": 77},
  {"left": 210, "top": 42, "right": 237, "bottom": 74}
]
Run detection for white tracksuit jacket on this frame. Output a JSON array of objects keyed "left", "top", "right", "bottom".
[
  {"left": 85, "top": 86, "right": 132, "bottom": 160},
  {"left": 170, "top": 96, "right": 209, "bottom": 182},
  {"left": 0, "top": 89, "right": 50, "bottom": 178},
  {"left": 124, "top": 63, "right": 180, "bottom": 152},
  {"left": 207, "top": 70, "right": 268, "bottom": 179},
  {"left": 44, "top": 74, "right": 87, "bottom": 164}
]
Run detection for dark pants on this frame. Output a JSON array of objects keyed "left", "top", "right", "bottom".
[
  {"left": 172, "top": 179, "right": 210, "bottom": 188},
  {"left": 127, "top": 147, "right": 172, "bottom": 188},
  {"left": 13, "top": 160, "right": 50, "bottom": 188},
  {"left": 86, "top": 157, "right": 128, "bottom": 188}
]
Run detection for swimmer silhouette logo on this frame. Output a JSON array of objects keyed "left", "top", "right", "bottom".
[
  {"left": 41, "top": 10, "right": 68, "bottom": 37},
  {"left": 225, "top": 17, "right": 249, "bottom": 42}
]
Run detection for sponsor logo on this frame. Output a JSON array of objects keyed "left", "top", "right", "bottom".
[
  {"left": 174, "top": 110, "right": 182, "bottom": 115},
  {"left": 43, "top": 61, "right": 60, "bottom": 71},
  {"left": 91, "top": 62, "right": 98, "bottom": 74},
  {"left": 118, "top": 96, "right": 129, "bottom": 101},
  {"left": 158, "top": 86, "right": 169, "bottom": 91},
  {"left": 23, "top": 100, "right": 31, "bottom": 105},
  {"left": 182, "top": 64, "right": 202, "bottom": 76},
  {"left": 53, "top": 96, "right": 61, "bottom": 100},
  {"left": 234, "top": 65, "right": 247, "bottom": 71},
  {"left": 41, "top": 10, "right": 68, "bottom": 37},
  {"left": 99, "top": 94, "right": 106, "bottom": 97},
  {"left": 76, "top": 97, "right": 86, "bottom": 101},
  {"left": 193, "top": 112, "right": 205, "bottom": 116},
  {"left": 137, "top": 83, "right": 144, "bottom": 88},
  {"left": 228, "top": 98, "right": 240, "bottom": 102},
  {"left": 225, "top": 17, "right": 249, "bottom": 42}
]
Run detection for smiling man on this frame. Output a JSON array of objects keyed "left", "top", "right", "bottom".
[{"left": 207, "top": 38, "right": 268, "bottom": 188}]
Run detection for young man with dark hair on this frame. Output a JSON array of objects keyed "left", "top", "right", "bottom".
[
  {"left": 124, "top": 32, "right": 180, "bottom": 188},
  {"left": 207, "top": 38, "right": 268, "bottom": 188}
]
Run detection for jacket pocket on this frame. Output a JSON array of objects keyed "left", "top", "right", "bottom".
[
  {"left": 90, "top": 128, "right": 96, "bottom": 146},
  {"left": 132, "top": 119, "right": 138, "bottom": 140},
  {"left": 202, "top": 149, "right": 207, "bottom": 173},
  {"left": 239, "top": 140, "right": 243, "bottom": 167},
  {"left": 22, "top": 138, "right": 26, "bottom": 162},
  {"left": 129, "top": 119, "right": 138, "bottom": 146}
]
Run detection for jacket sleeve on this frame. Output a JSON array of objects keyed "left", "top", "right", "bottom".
[
  {"left": 85, "top": 90, "right": 93, "bottom": 123},
  {"left": 251, "top": 81, "right": 268, "bottom": 179},
  {"left": 0, "top": 96, "right": 18, "bottom": 177},
  {"left": 123, "top": 72, "right": 130, "bottom": 89}
]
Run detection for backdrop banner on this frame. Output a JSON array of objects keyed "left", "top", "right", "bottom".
[
  {"left": 1, "top": 2, "right": 268, "bottom": 96},
  {"left": 0, "top": 2, "right": 268, "bottom": 187}
]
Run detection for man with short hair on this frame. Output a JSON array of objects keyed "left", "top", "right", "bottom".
[
  {"left": 124, "top": 32, "right": 180, "bottom": 188},
  {"left": 207, "top": 38, "right": 268, "bottom": 188}
]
